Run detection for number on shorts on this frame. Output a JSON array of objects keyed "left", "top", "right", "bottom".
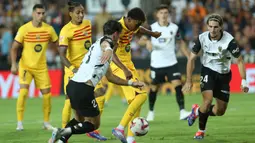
[
  {"left": 91, "top": 99, "right": 97, "bottom": 108},
  {"left": 200, "top": 75, "right": 208, "bottom": 83}
]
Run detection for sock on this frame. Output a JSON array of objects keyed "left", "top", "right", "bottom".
[
  {"left": 71, "top": 122, "right": 95, "bottom": 134},
  {"left": 95, "top": 96, "right": 105, "bottom": 115},
  {"left": 62, "top": 99, "right": 72, "bottom": 128},
  {"left": 104, "top": 82, "right": 114, "bottom": 103},
  {"left": 175, "top": 85, "right": 185, "bottom": 110},
  {"left": 60, "top": 118, "right": 79, "bottom": 142},
  {"left": 117, "top": 125, "right": 124, "bottom": 130},
  {"left": 148, "top": 89, "right": 157, "bottom": 111},
  {"left": 42, "top": 93, "right": 51, "bottom": 122},
  {"left": 198, "top": 109, "right": 209, "bottom": 130},
  {"left": 208, "top": 105, "right": 216, "bottom": 116},
  {"left": 16, "top": 88, "right": 28, "bottom": 121},
  {"left": 127, "top": 108, "right": 141, "bottom": 137},
  {"left": 120, "top": 93, "right": 147, "bottom": 128},
  {"left": 127, "top": 136, "right": 135, "bottom": 143}
]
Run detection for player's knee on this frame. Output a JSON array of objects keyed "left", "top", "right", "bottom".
[
  {"left": 215, "top": 108, "right": 226, "bottom": 116},
  {"left": 140, "top": 93, "right": 148, "bottom": 102},
  {"left": 19, "top": 88, "right": 29, "bottom": 97},
  {"left": 40, "top": 88, "right": 51, "bottom": 94}
]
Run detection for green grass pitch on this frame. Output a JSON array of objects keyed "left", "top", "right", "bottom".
[{"left": 0, "top": 93, "right": 254, "bottom": 143}]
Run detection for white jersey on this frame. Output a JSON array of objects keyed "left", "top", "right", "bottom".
[
  {"left": 71, "top": 36, "right": 113, "bottom": 86},
  {"left": 150, "top": 22, "right": 180, "bottom": 68},
  {"left": 192, "top": 31, "right": 241, "bottom": 74}
]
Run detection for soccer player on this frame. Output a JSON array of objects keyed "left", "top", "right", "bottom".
[
  {"left": 111, "top": 8, "right": 161, "bottom": 143},
  {"left": 182, "top": 13, "right": 249, "bottom": 139},
  {"left": 48, "top": 19, "right": 145, "bottom": 143},
  {"left": 104, "top": 82, "right": 127, "bottom": 105},
  {"left": 146, "top": 4, "right": 191, "bottom": 121},
  {"left": 10, "top": 4, "right": 58, "bottom": 130},
  {"left": 58, "top": 1, "right": 106, "bottom": 140}
]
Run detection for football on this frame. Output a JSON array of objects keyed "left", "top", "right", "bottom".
[{"left": 130, "top": 117, "right": 149, "bottom": 136}]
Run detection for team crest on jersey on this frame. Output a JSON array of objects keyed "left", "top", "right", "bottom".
[
  {"left": 125, "top": 44, "right": 131, "bottom": 52},
  {"left": 34, "top": 44, "right": 42, "bottom": 52},
  {"left": 84, "top": 40, "right": 91, "bottom": 50},
  {"left": 218, "top": 46, "right": 222, "bottom": 52},
  {"left": 36, "top": 34, "right": 40, "bottom": 39}
]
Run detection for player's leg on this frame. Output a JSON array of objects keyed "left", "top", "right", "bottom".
[
  {"left": 61, "top": 74, "right": 72, "bottom": 128},
  {"left": 16, "top": 66, "right": 33, "bottom": 130},
  {"left": 147, "top": 67, "right": 162, "bottom": 121},
  {"left": 127, "top": 108, "right": 141, "bottom": 143},
  {"left": 35, "top": 69, "right": 52, "bottom": 129},
  {"left": 104, "top": 82, "right": 114, "bottom": 104}
]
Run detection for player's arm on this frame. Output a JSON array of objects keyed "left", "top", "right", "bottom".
[
  {"left": 58, "top": 46, "right": 77, "bottom": 72},
  {"left": 105, "top": 67, "right": 145, "bottom": 88},
  {"left": 100, "top": 37, "right": 114, "bottom": 64},
  {"left": 176, "top": 29, "right": 190, "bottom": 58},
  {"left": 112, "top": 52, "right": 132, "bottom": 79},
  {"left": 227, "top": 39, "right": 249, "bottom": 92},
  {"left": 182, "top": 37, "right": 201, "bottom": 92},
  {"left": 10, "top": 41, "right": 22, "bottom": 75},
  {"left": 138, "top": 26, "right": 161, "bottom": 38}
]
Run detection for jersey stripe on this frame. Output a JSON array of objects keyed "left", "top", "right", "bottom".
[
  {"left": 71, "top": 36, "right": 91, "bottom": 41},
  {"left": 74, "top": 25, "right": 90, "bottom": 33}
]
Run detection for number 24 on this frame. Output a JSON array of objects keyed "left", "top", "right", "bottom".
[{"left": 200, "top": 75, "right": 208, "bottom": 83}]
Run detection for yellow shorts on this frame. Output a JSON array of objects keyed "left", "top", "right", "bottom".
[
  {"left": 19, "top": 65, "right": 51, "bottom": 89},
  {"left": 64, "top": 71, "right": 105, "bottom": 95},
  {"left": 110, "top": 62, "right": 147, "bottom": 103}
]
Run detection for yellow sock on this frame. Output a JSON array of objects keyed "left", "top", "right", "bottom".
[
  {"left": 16, "top": 88, "right": 28, "bottom": 121},
  {"left": 127, "top": 108, "right": 141, "bottom": 137},
  {"left": 96, "top": 96, "right": 105, "bottom": 115},
  {"left": 120, "top": 93, "right": 147, "bottom": 127},
  {"left": 105, "top": 82, "right": 114, "bottom": 103},
  {"left": 62, "top": 99, "right": 72, "bottom": 128},
  {"left": 42, "top": 93, "right": 51, "bottom": 122}
]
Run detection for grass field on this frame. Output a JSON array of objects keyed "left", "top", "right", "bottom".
[{"left": 0, "top": 93, "right": 254, "bottom": 143}]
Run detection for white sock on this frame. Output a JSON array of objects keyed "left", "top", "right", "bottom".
[
  {"left": 117, "top": 125, "right": 125, "bottom": 130},
  {"left": 17, "top": 121, "right": 23, "bottom": 126},
  {"left": 198, "top": 129, "right": 205, "bottom": 133},
  {"left": 127, "top": 136, "right": 135, "bottom": 142},
  {"left": 195, "top": 108, "right": 199, "bottom": 116}
]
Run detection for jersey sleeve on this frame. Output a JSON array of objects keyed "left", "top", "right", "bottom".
[
  {"left": 191, "top": 36, "right": 202, "bottom": 54},
  {"left": 175, "top": 28, "right": 182, "bottom": 40},
  {"left": 14, "top": 26, "right": 25, "bottom": 43},
  {"left": 227, "top": 39, "right": 240, "bottom": 58},
  {"left": 100, "top": 36, "right": 114, "bottom": 48},
  {"left": 50, "top": 26, "right": 58, "bottom": 42},
  {"left": 59, "top": 28, "right": 69, "bottom": 46}
]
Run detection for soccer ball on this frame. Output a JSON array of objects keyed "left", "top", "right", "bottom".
[{"left": 130, "top": 117, "right": 149, "bottom": 136}]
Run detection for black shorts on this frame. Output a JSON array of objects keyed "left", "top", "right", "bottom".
[
  {"left": 150, "top": 64, "right": 181, "bottom": 85},
  {"left": 200, "top": 66, "right": 232, "bottom": 102},
  {"left": 66, "top": 80, "right": 100, "bottom": 117}
]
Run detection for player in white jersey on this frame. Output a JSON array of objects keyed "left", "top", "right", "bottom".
[
  {"left": 48, "top": 20, "right": 145, "bottom": 143},
  {"left": 146, "top": 4, "right": 191, "bottom": 121},
  {"left": 182, "top": 14, "right": 249, "bottom": 139}
]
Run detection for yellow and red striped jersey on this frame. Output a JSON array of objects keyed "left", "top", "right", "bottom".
[
  {"left": 59, "top": 20, "right": 92, "bottom": 73},
  {"left": 15, "top": 21, "right": 58, "bottom": 70},
  {"left": 116, "top": 17, "right": 139, "bottom": 63}
]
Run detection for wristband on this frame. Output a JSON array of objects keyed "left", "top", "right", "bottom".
[
  {"left": 128, "top": 80, "right": 133, "bottom": 86},
  {"left": 241, "top": 79, "right": 247, "bottom": 87},
  {"left": 105, "top": 47, "right": 113, "bottom": 52},
  {"left": 69, "top": 65, "right": 75, "bottom": 71}
]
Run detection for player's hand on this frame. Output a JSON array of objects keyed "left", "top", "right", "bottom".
[
  {"left": 11, "top": 64, "right": 18, "bottom": 75},
  {"left": 101, "top": 49, "right": 113, "bottom": 64},
  {"left": 241, "top": 79, "right": 249, "bottom": 93},
  {"left": 124, "top": 68, "right": 133, "bottom": 80},
  {"left": 131, "top": 81, "right": 146, "bottom": 88},
  {"left": 152, "top": 31, "right": 161, "bottom": 38},
  {"left": 182, "top": 81, "right": 193, "bottom": 92}
]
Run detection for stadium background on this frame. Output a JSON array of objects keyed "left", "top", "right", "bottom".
[{"left": 0, "top": 0, "right": 255, "bottom": 99}]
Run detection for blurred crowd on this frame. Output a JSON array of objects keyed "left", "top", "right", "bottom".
[{"left": 0, "top": 0, "right": 255, "bottom": 70}]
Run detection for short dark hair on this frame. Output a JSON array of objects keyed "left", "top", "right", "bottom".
[
  {"left": 127, "top": 7, "right": 146, "bottom": 22},
  {"left": 156, "top": 4, "right": 170, "bottom": 12},
  {"left": 33, "top": 4, "right": 45, "bottom": 11},
  {"left": 206, "top": 13, "right": 223, "bottom": 26},
  {"left": 68, "top": 1, "right": 82, "bottom": 12},
  {"left": 103, "top": 20, "right": 122, "bottom": 35}
]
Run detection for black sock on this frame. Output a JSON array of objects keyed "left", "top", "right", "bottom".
[
  {"left": 60, "top": 118, "right": 79, "bottom": 142},
  {"left": 71, "top": 121, "right": 95, "bottom": 134},
  {"left": 208, "top": 105, "right": 216, "bottom": 116},
  {"left": 148, "top": 89, "right": 158, "bottom": 111},
  {"left": 198, "top": 109, "right": 209, "bottom": 130},
  {"left": 175, "top": 85, "right": 185, "bottom": 110}
]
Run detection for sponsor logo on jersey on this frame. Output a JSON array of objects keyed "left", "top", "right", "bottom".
[
  {"left": 218, "top": 46, "right": 222, "bottom": 52},
  {"left": 232, "top": 47, "right": 239, "bottom": 54},
  {"left": 158, "top": 38, "right": 166, "bottom": 43}
]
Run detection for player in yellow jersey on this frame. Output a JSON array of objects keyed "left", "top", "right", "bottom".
[
  {"left": 10, "top": 4, "right": 58, "bottom": 131},
  {"left": 58, "top": 1, "right": 107, "bottom": 142},
  {"left": 111, "top": 8, "right": 161, "bottom": 143}
]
